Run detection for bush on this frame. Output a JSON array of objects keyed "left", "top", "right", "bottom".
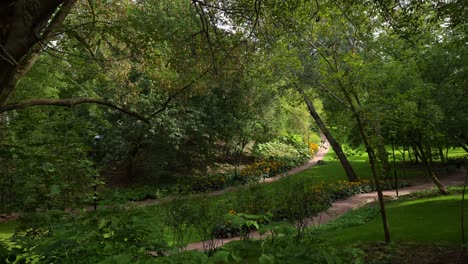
[
  {"left": 101, "top": 185, "right": 171, "bottom": 203},
  {"left": 238, "top": 160, "right": 289, "bottom": 184},
  {"left": 7, "top": 208, "right": 168, "bottom": 263},
  {"left": 309, "top": 142, "right": 320, "bottom": 155},
  {"left": 315, "top": 179, "right": 409, "bottom": 206},
  {"left": 232, "top": 185, "right": 273, "bottom": 216},
  {"left": 176, "top": 174, "right": 229, "bottom": 193},
  {"left": 252, "top": 141, "right": 310, "bottom": 167}
]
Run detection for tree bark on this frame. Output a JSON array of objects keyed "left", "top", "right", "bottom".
[
  {"left": 344, "top": 97, "right": 391, "bottom": 244},
  {"left": 377, "top": 141, "right": 391, "bottom": 179},
  {"left": 438, "top": 146, "right": 445, "bottom": 163},
  {"left": 407, "top": 146, "right": 413, "bottom": 163},
  {"left": 0, "top": 0, "right": 77, "bottom": 106},
  {"left": 412, "top": 145, "right": 421, "bottom": 164},
  {"left": 459, "top": 143, "right": 468, "bottom": 153},
  {"left": 299, "top": 88, "right": 359, "bottom": 182},
  {"left": 415, "top": 142, "right": 449, "bottom": 195},
  {"left": 334, "top": 77, "right": 391, "bottom": 243},
  {"left": 0, "top": 97, "right": 150, "bottom": 123}
]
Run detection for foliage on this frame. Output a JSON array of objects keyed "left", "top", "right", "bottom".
[
  {"left": 162, "top": 198, "right": 196, "bottom": 251},
  {"left": 211, "top": 235, "right": 365, "bottom": 264},
  {"left": 176, "top": 174, "right": 231, "bottom": 194},
  {"left": 101, "top": 185, "right": 172, "bottom": 204},
  {"left": 238, "top": 160, "right": 289, "bottom": 184},
  {"left": 190, "top": 196, "right": 227, "bottom": 253},
  {"left": 309, "top": 142, "right": 320, "bottom": 155},
  {"left": 313, "top": 207, "right": 380, "bottom": 234},
  {"left": 5, "top": 208, "right": 168, "bottom": 263},
  {"left": 252, "top": 141, "right": 310, "bottom": 167}
]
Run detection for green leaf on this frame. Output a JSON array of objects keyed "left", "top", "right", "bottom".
[
  {"left": 245, "top": 220, "right": 259, "bottom": 230},
  {"left": 210, "top": 250, "right": 230, "bottom": 264},
  {"left": 259, "top": 253, "right": 275, "bottom": 264}
]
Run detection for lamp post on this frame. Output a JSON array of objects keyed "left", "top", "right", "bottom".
[{"left": 93, "top": 135, "right": 102, "bottom": 210}]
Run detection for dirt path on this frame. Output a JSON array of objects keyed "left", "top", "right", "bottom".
[
  {"left": 184, "top": 168, "right": 467, "bottom": 251},
  {"left": 132, "top": 139, "right": 331, "bottom": 206},
  {"left": 0, "top": 140, "right": 331, "bottom": 222}
]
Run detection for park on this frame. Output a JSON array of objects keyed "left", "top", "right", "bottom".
[{"left": 0, "top": 0, "right": 467, "bottom": 263}]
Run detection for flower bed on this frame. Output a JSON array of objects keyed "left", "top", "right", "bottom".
[{"left": 237, "top": 160, "right": 289, "bottom": 184}]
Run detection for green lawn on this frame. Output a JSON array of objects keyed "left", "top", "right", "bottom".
[
  {"left": 294, "top": 148, "right": 372, "bottom": 182},
  {"left": 318, "top": 194, "right": 468, "bottom": 245},
  {"left": 0, "top": 147, "right": 465, "bottom": 248}
]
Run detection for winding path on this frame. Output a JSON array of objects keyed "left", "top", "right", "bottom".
[
  {"left": 0, "top": 140, "right": 331, "bottom": 222},
  {"left": 132, "top": 139, "right": 331, "bottom": 206},
  {"left": 184, "top": 167, "right": 466, "bottom": 251}
]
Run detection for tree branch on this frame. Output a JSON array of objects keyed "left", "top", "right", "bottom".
[{"left": 0, "top": 97, "right": 150, "bottom": 124}]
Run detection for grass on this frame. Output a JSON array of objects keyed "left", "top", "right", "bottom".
[
  {"left": 317, "top": 194, "right": 468, "bottom": 245},
  {"left": 0, "top": 221, "right": 17, "bottom": 246},
  {"left": 1, "top": 147, "right": 465, "bottom": 249},
  {"left": 89, "top": 147, "right": 466, "bottom": 245},
  {"left": 293, "top": 148, "right": 372, "bottom": 182}
]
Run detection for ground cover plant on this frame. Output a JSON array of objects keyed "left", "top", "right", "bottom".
[
  {"left": 316, "top": 192, "right": 468, "bottom": 245},
  {"left": 0, "top": 0, "right": 467, "bottom": 263},
  {"left": 1, "top": 149, "right": 448, "bottom": 263}
]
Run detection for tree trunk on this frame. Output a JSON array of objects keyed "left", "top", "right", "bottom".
[
  {"left": 427, "top": 145, "right": 433, "bottom": 164},
  {"left": 412, "top": 145, "right": 421, "bottom": 164},
  {"left": 372, "top": 124, "right": 390, "bottom": 180},
  {"left": 406, "top": 146, "right": 412, "bottom": 163},
  {"left": 459, "top": 144, "right": 468, "bottom": 153},
  {"left": 415, "top": 142, "right": 448, "bottom": 195},
  {"left": 0, "top": 0, "right": 77, "bottom": 106},
  {"left": 438, "top": 146, "right": 446, "bottom": 163},
  {"left": 402, "top": 147, "right": 407, "bottom": 178},
  {"left": 335, "top": 78, "right": 390, "bottom": 243},
  {"left": 348, "top": 112, "right": 391, "bottom": 244},
  {"left": 377, "top": 141, "right": 391, "bottom": 180},
  {"left": 299, "top": 89, "right": 359, "bottom": 182},
  {"left": 391, "top": 141, "right": 399, "bottom": 197}
]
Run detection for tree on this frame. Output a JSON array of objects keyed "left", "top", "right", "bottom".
[{"left": 0, "top": 0, "right": 77, "bottom": 107}]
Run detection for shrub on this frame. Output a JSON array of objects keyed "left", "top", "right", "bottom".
[
  {"left": 252, "top": 141, "right": 310, "bottom": 167},
  {"left": 315, "top": 179, "right": 409, "bottom": 206},
  {"left": 309, "top": 142, "right": 319, "bottom": 155},
  {"left": 101, "top": 185, "right": 171, "bottom": 203},
  {"left": 176, "top": 174, "right": 228, "bottom": 193},
  {"left": 238, "top": 160, "right": 288, "bottom": 184},
  {"left": 7, "top": 208, "right": 168, "bottom": 263},
  {"left": 273, "top": 179, "right": 329, "bottom": 241},
  {"left": 232, "top": 185, "right": 273, "bottom": 216}
]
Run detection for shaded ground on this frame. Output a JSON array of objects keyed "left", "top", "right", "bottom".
[
  {"left": 0, "top": 140, "right": 331, "bottom": 222},
  {"left": 361, "top": 241, "right": 468, "bottom": 264},
  {"left": 131, "top": 139, "right": 332, "bottom": 207}
]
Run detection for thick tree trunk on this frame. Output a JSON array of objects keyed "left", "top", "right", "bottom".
[
  {"left": 0, "top": 0, "right": 77, "bottom": 106},
  {"left": 299, "top": 89, "right": 359, "bottom": 182}
]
